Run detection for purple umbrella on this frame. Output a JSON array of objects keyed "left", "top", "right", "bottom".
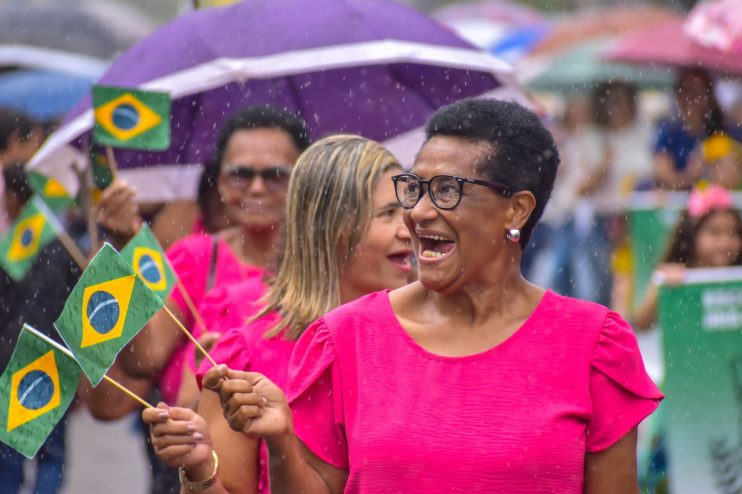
[{"left": 29, "top": 0, "right": 527, "bottom": 202}]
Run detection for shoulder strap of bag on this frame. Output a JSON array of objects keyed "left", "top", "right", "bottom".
[{"left": 206, "top": 234, "right": 219, "bottom": 292}]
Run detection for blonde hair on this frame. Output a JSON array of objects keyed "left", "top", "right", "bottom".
[{"left": 255, "top": 134, "right": 400, "bottom": 339}]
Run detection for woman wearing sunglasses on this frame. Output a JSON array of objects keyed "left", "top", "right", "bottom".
[
  {"left": 114, "top": 106, "right": 310, "bottom": 408},
  {"left": 142, "top": 134, "right": 412, "bottom": 494},
  {"left": 178, "top": 99, "right": 661, "bottom": 493}
]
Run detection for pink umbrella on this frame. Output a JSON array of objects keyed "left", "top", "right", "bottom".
[
  {"left": 532, "top": 5, "right": 679, "bottom": 56},
  {"left": 685, "top": 0, "right": 742, "bottom": 54},
  {"left": 604, "top": 18, "right": 742, "bottom": 76}
]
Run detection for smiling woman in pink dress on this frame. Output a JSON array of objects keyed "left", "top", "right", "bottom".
[
  {"left": 98, "top": 107, "right": 312, "bottom": 406},
  {"left": 165, "top": 99, "right": 662, "bottom": 494}
]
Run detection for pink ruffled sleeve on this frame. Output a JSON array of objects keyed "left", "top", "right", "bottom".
[
  {"left": 287, "top": 320, "right": 348, "bottom": 470},
  {"left": 195, "top": 328, "right": 252, "bottom": 389},
  {"left": 586, "top": 311, "right": 664, "bottom": 452}
]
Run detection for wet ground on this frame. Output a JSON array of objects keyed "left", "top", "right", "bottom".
[{"left": 61, "top": 409, "right": 148, "bottom": 494}]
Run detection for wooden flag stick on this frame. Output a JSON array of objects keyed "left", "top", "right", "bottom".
[
  {"left": 163, "top": 306, "right": 218, "bottom": 367},
  {"left": 22, "top": 324, "right": 154, "bottom": 408},
  {"left": 80, "top": 165, "right": 99, "bottom": 254},
  {"left": 32, "top": 197, "right": 89, "bottom": 270},
  {"left": 104, "top": 146, "right": 119, "bottom": 177},
  {"left": 175, "top": 280, "right": 209, "bottom": 335},
  {"left": 56, "top": 230, "right": 89, "bottom": 271},
  {"left": 101, "top": 375, "right": 154, "bottom": 408}
]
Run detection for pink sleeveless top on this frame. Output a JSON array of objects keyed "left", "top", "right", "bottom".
[{"left": 288, "top": 290, "right": 663, "bottom": 493}]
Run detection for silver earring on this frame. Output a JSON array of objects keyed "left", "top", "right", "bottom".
[{"left": 506, "top": 228, "right": 521, "bottom": 243}]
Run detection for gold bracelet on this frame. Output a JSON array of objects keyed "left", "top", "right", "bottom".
[{"left": 179, "top": 450, "right": 219, "bottom": 491}]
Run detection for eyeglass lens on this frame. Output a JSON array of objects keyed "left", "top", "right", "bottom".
[{"left": 395, "top": 175, "right": 461, "bottom": 209}]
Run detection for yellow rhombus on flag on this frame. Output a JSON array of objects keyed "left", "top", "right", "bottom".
[{"left": 26, "top": 172, "right": 74, "bottom": 212}]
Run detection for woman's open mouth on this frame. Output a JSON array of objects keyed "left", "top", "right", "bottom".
[
  {"left": 387, "top": 250, "right": 414, "bottom": 273},
  {"left": 418, "top": 233, "right": 456, "bottom": 261}
]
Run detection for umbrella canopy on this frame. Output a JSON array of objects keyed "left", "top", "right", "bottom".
[
  {"left": 28, "top": 0, "right": 527, "bottom": 203},
  {"left": 685, "top": 0, "right": 742, "bottom": 54},
  {"left": 0, "top": 69, "right": 97, "bottom": 121},
  {"left": 532, "top": 5, "right": 681, "bottom": 56},
  {"left": 0, "top": 1, "right": 154, "bottom": 76},
  {"left": 526, "top": 39, "right": 675, "bottom": 93},
  {"left": 605, "top": 18, "right": 742, "bottom": 76},
  {"left": 432, "top": 1, "right": 549, "bottom": 63}
]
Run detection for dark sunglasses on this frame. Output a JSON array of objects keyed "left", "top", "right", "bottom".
[
  {"left": 392, "top": 173, "right": 511, "bottom": 210},
  {"left": 222, "top": 165, "right": 292, "bottom": 191}
]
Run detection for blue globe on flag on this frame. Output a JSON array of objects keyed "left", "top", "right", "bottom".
[
  {"left": 16, "top": 370, "right": 55, "bottom": 411},
  {"left": 86, "top": 291, "right": 120, "bottom": 335},
  {"left": 112, "top": 103, "right": 140, "bottom": 131},
  {"left": 137, "top": 254, "right": 162, "bottom": 284}
]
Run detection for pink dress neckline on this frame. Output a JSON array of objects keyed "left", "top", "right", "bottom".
[{"left": 384, "top": 288, "right": 552, "bottom": 363}]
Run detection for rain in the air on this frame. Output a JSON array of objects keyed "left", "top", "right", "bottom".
[{"left": 0, "top": 0, "right": 738, "bottom": 493}]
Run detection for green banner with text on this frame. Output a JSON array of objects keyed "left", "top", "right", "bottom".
[{"left": 658, "top": 267, "right": 742, "bottom": 494}]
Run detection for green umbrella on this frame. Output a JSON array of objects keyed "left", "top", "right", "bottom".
[{"left": 526, "top": 38, "right": 675, "bottom": 93}]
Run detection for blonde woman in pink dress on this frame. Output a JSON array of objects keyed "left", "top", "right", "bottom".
[
  {"left": 142, "top": 134, "right": 414, "bottom": 493},
  {"left": 162, "top": 99, "right": 662, "bottom": 493}
]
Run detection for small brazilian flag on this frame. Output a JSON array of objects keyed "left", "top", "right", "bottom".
[
  {"left": 53, "top": 244, "right": 163, "bottom": 385},
  {"left": 120, "top": 225, "right": 176, "bottom": 300},
  {"left": 90, "top": 144, "right": 114, "bottom": 190},
  {"left": 0, "top": 326, "right": 81, "bottom": 459},
  {"left": 26, "top": 172, "right": 74, "bottom": 212},
  {"left": 0, "top": 197, "right": 61, "bottom": 281},
  {"left": 92, "top": 85, "right": 171, "bottom": 151}
]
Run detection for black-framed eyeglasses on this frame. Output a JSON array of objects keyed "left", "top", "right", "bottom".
[
  {"left": 392, "top": 173, "right": 511, "bottom": 210},
  {"left": 221, "top": 165, "right": 292, "bottom": 192}
]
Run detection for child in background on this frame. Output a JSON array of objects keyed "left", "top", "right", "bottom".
[
  {"left": 632, "top": 184, "right": 742, "bottom": 494},
  {"left": 634, "top": 184, "right": 742, "bottom": 331}
]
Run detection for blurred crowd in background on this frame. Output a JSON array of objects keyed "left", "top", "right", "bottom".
[{"left": 3, "top": 0, "right": 740, "bottom": 316}]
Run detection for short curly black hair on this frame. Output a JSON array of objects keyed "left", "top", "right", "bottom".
[
  {"left": 424, "top": 98, "right": 560, "bottom": 247},
  {"left": 214, "top": 106, "right": 311, "bottom": 167}
]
